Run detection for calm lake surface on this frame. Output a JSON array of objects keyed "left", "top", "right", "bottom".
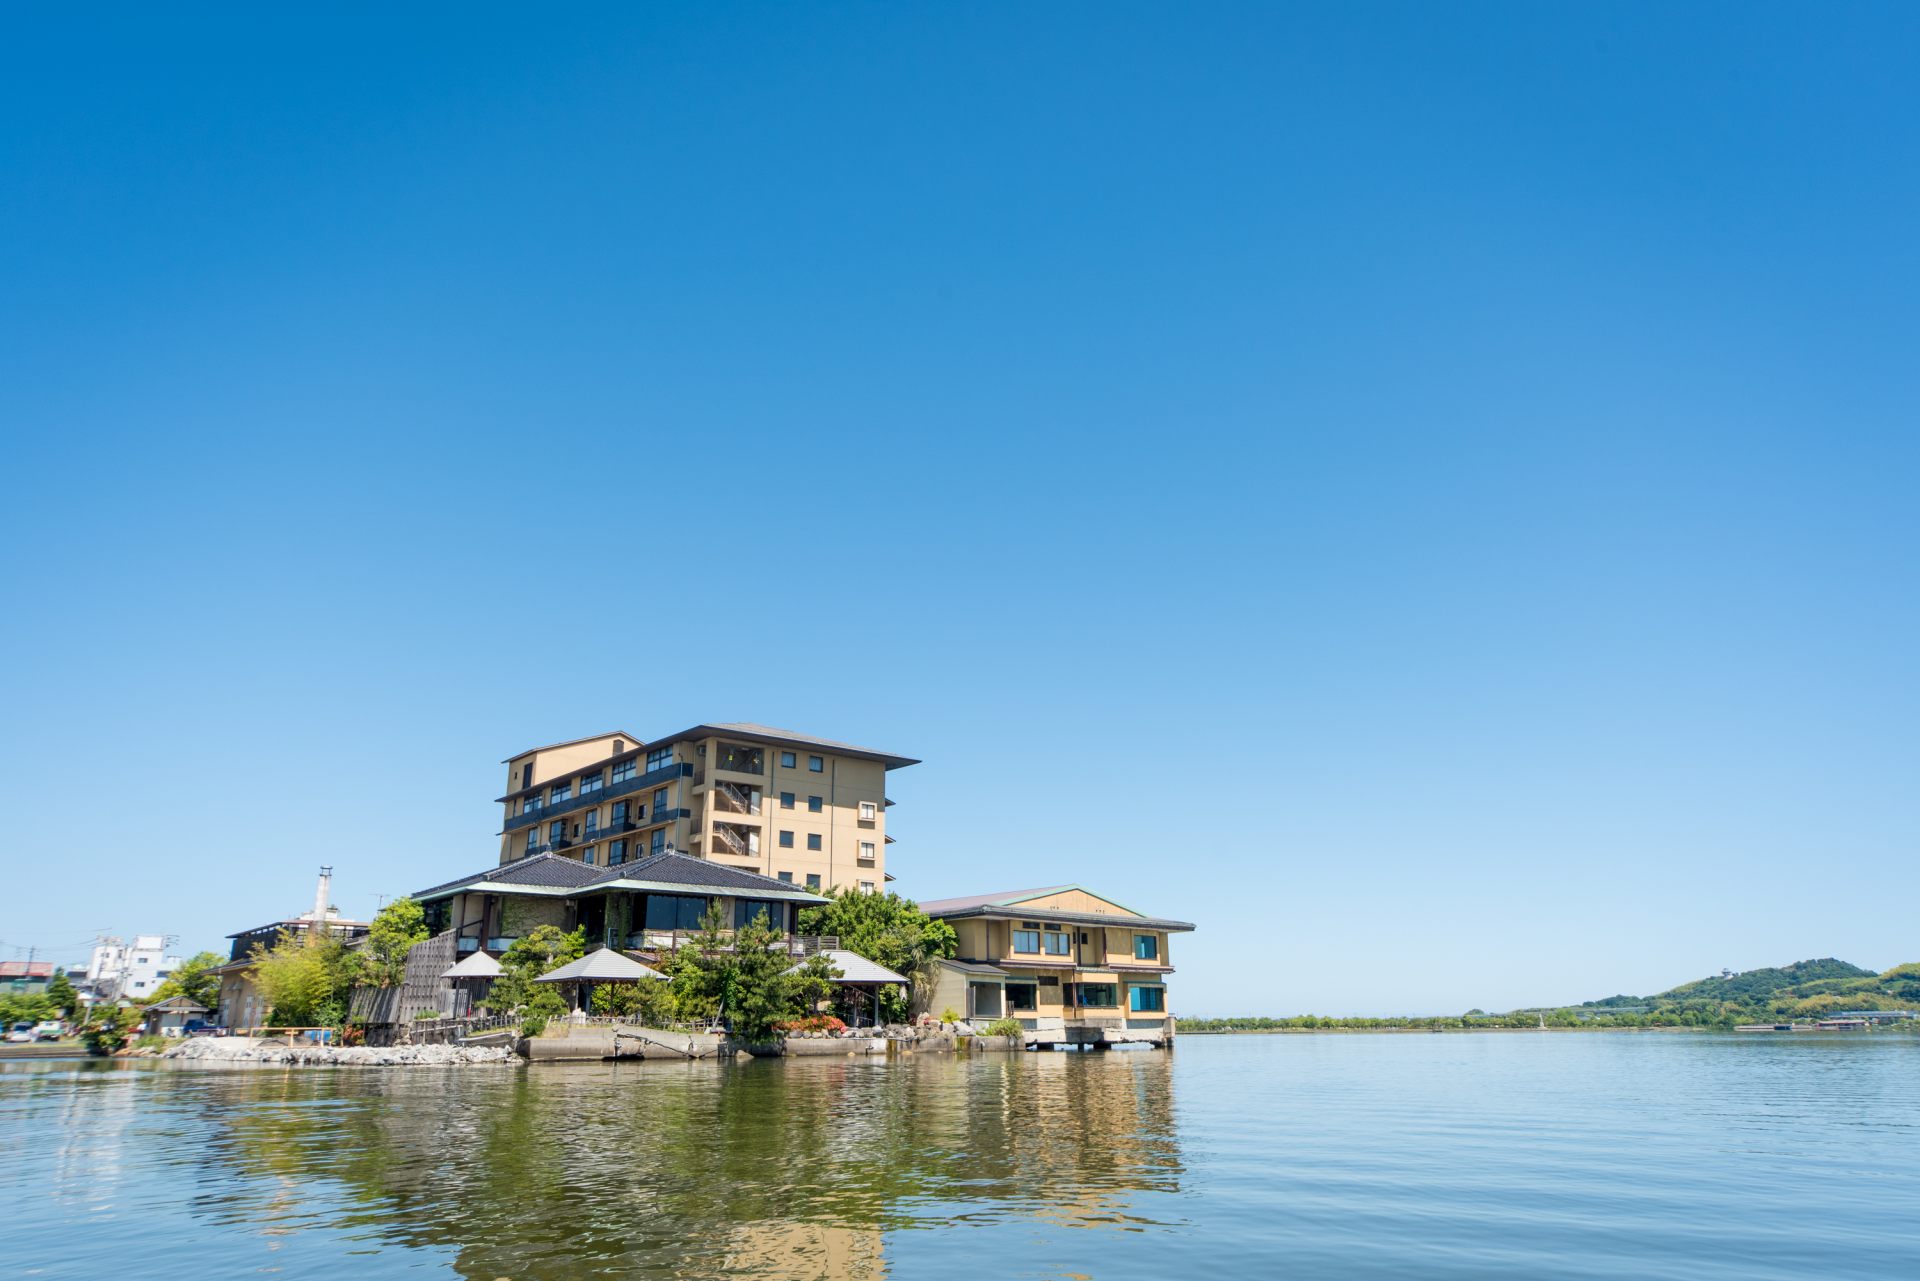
[{"left": 3, "top": 1032, "right": 1916, "bottom": 1279}]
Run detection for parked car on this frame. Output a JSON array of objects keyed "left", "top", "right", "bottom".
[
  {"left": 5, "top": 1022, "right": 35, "bottom": 1043},
  {"left": 33, "top": 1021, "right": 67, "bottom": 1041}
]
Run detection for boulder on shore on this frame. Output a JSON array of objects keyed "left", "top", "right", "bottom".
[{"left": 162, "top": 1036, "right": 516, "bottom": 1067}]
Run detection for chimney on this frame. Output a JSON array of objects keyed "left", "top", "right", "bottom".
[{"left": 313, "top": 866, "right": 333, "bottom": 922}]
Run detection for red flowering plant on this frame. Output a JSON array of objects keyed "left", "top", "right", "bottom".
[{"left": 773, "top": 1015, "right": 848, "bottom": 1036}]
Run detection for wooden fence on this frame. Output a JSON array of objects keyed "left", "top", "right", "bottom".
[{"left": 348, "top": 929, "right": 461, "bottom": 1028}]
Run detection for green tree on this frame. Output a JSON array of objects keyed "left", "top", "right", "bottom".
[
  {"left": 0, "top": 993, "right": 52, "bottom": 1028},
  {"left": 250, "top": 932, "right": 353, "bottom": 1027},
  {"left": 355, "top": 898, "right": 430, "bottom": 988},
  {"left": 666, "top": 905, "right": 837, "bottom": 1041},
  {"left": 482, "top": 925, "right": 586, "bottom": 1017},
  {"left": 81, "top": 1005, "right": 141, "bottom": 1056},
  {"left": 42, "top": 972, "right": 81, "bottom": 1020},
  {"left": 796, "top": 887, "right": 957, "bottom": 1021},
  {"left": 590, "top": 980, "right": 676, "bottom": 1025},
  {"left": 148, "top": 951, "right": 226, "bottom": 1013}
]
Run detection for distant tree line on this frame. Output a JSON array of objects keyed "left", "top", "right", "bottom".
[{"left": 1184, "top": 958, "right": 1920, "bottom": 1033}]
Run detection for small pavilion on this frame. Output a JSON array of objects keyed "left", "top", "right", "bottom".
[
  {"left": 441, "top": 950, "right": 503, "bottom": 1018},
  {"left": 793, "top": 949, "right": 909, "bottom": 1028},
  {"left": 534, "top": 947, "right": 668, "bottom": 1014}
]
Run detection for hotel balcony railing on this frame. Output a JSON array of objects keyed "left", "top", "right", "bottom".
[
  {"left": 503, "top": 763, "right": 692, "bottom": 832},
  {"left": 625, "top": 930, "right": 839, "bottom": 955}
]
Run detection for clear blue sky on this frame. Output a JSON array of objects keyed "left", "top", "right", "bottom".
[{"left": 3, "top": 6, "right": 1915, "bottom": 1015}]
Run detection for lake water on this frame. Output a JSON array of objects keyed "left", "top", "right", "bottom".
[{"left": 2, "top": 1032, "right": 1916, "bottom": 1279}]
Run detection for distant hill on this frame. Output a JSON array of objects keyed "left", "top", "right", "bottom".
[
  {"left": 1179, "top": 959, "right": 1920, "bottom": 1034},
  {"left": 1566, "top": 958, "right": 1920, "bottom": 1023}
]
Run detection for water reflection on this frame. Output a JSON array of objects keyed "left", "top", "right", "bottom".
[{"left": 185, "top": 1049, "right": 1184, "bottom": 1278}]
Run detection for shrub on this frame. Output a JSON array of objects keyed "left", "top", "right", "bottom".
[
  {"left": 983, "top": 1017, "right": 1025, "bottom": 1038},
  {"left": 774, "top": 1015, "right": 848, "bottom": 1035},
  {"left": 521, "top": 1014, "right": 549, "bottom": 1038},
  {"left": 81, "top": 1007, "right": 140, "bottom": 1056},
  {"left": 413, "top": 1009, "right": 441, "bottom": 1021},
  {"left": 939, "top": 1007, "right": 961, "bottom": 1024}
]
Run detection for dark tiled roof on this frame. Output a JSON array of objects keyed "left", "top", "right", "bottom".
[
  {"left": 414, "top": 852, "right": 610, "bottom": 899},
  {"left": 413, "top": 850, "right": 825, "bottom": 903},
  {"left": 586, "top": 851, "right": 812, "bottom": 895}
]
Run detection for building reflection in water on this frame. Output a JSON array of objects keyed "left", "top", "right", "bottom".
[{"left": 187, "top": 1047, "right": 1184, "bottom": 1279}]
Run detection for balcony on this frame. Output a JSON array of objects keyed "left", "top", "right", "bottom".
[
  {"left": 626, "top": 929, "right": 840, "bottom": 955},
  {"left": 711, "top": 780, "right": 762, "bottom": 816},
  {"left": 711, "top": 824, "right": 760, "bottom": 859},
  {"left": 503, "top": 763, "right": 693, "bottom": 833}
]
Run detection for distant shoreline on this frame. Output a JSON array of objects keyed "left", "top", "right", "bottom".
[{"left": 1178, "top": 1025, "right": 1917, "bottom": 1036}]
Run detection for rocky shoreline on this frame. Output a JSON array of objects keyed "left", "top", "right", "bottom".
[{"left": 162, "top": 1036, "right": 516, "bottom": 1067}]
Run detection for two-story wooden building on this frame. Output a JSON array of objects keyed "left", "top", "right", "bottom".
[{"left": 918, "top": 886, "right": 1194, "bottom": 1048}]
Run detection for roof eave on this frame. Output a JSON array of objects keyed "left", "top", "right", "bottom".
[{"left": 924, "top": 905, "right": 1197, "bottom": 933}]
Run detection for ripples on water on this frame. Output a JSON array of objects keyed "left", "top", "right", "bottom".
[{"left": 1, "top": 1033, "right": 1915, "bottom": 1279}]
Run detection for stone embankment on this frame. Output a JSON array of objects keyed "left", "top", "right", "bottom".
[{"left": 163, "top": 1036, "right": 515, "bottom": 1067}]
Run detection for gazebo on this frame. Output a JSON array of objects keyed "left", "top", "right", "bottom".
[
  {"left": 533, "top": 947, "right": 668, "bottom": 1014},
  {"left": 441, "top": 950, "right": 503, "bottom": 1018},
  {"left": 792, "top": 949, "right": 909, "bottom": 1028}
]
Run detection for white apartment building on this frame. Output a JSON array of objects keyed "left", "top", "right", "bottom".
[{"left": 85, "top": 935, "right": 183, "bottom": 1002}]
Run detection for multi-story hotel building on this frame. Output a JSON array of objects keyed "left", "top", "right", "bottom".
[{"left": 496, "top": 723, "right": 917, "bottom": 894}]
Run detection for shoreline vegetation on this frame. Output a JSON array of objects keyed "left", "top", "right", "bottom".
[{"left": 1184, "top": 958, "right": 1920, "bottom": 1035}]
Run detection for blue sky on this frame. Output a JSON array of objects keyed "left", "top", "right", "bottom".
[{"left": 2, "top": 6, "right": 1916, "bottom": 1015}]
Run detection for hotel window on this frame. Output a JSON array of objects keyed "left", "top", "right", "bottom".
[
  {"left": 806, "top": 873, "right": 822, "bottom": 891},
  {"left": 1043, "top": 930, "right": 1071, "bottom": 956},
  {"left": 779, "top": 830, "right": 794, "bottom": 848},
  {"left": 780, "top": 751, "right": 797, "bottom": 769},
  {"left": 583, "top": 812, "right": 600, "bottom": 835},
  {"left": 583, "top": 847, "right": 596, "bottom": 865},
  {"left": 780, "top": 791, "right": 795, "bottom": 809},
  {"left": 717, "top": 742, "right": 765, "bottom": 774},
  {"left": 611, "top": 759, "right": 636, "bottom": 784},
  {"left": 859, "top": 880, "right": 875, "bottom": 893},
  {"left": 1077, "top": 983, "right": 1119, "bottom": 1008},
  {"left": 1013, "top": 930, "right": 1041, "bottom": 954},
  {"left": 611, "top": 801, "right": 629, "bottom": 824},
  {"left": 650, "top": 829, "right": 666, "bottom": 855},
  {"left": 526, "top": 831, "right": 542, "bottom": 855},
  {"left": 548, "top": 820, "right": 565, "bottom": 843},
  {"left": 522, "top": 796, "right": 541, "bottom": 816},
  {"left": 549, "top": 780, "right": 572, "bottom": 805},
  {"left": 778, "top": 871, "right": 793, "bottom": 883},
  {"left": 859, "top": 801, "right": 877, "bottom": 821},
  {"left": 859, "top": 842, "right": 876, "bottom": 861},
  {"left": 1130, "top": 985, "right": 1166, "bottom": 1013},
  {"left": 806, "top": 833, "right": 822, "bottom": 851},
  {"left": 808, "top": 755, "right": 824, "bottom": 772},
  {"left": 1006, "top": 983, "right": 1037, "bottom": 1011},
  {"left": 653, "top": 787, "right": 669, "bottom": 811},
  {"left": 643, "top": 893, "right": 712, "bottom": 932},
  {"left": 1134, "top": 934, "right": 1159, "bottom": 961},
  {"left": 579, "top": 771, "right": 604, "bottom": 795},
  {"left": 646, "top": 746, "right": 674, "bottom": 772},
  {"left": 807, "top": 795, "right": 823, "bottom": 813},
  {"left": 609, "top": 839, "right": 627, "bottom": 865}
]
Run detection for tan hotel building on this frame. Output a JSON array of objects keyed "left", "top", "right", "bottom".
[{"left": 496, "top": 723, "right": 916, "bottom": 893}]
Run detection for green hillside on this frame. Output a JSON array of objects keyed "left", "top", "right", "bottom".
[
  {"left": 1180, "top": 959, "right": 1920, "bottom": 1034},
  {"left": 1571, "top": 958, "right": 1920, "bottom": 1024}
]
